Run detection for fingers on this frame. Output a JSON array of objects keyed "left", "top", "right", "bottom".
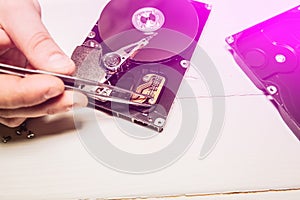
[
  {"left": 0, "top": 0, "right": 88, "bottom": 128},
  {"left": 0, "top": 29, "right": 13, "bottom": 49},
  {"left": 0, "top": 74, "right": 88, "bottom": 127},
  {"left": 0, "top": 91, "right": 88, "bottom": 119},
  {"left": 0, "top": 0, "right": 75, "bottom": 75},
  {"left": 0, "top": 47, "right": 27, "bottom": 67},
  {"left": 0, "top": 117, "right": 26, "bottom": 128},
  {"left": 0, "top": 74, "right": 65, "bottom": 109}
]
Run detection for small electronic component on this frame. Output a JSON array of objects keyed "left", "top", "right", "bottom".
[
  {"left": 0, "top": 121, "right": 35, "bottom": 143},
  {"left": 132, "top": 74, "right": 166, "bottom": 105}
]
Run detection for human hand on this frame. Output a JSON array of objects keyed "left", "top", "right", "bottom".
[{"left": 0, "top": 0, "right": 88, "bottom": 127}]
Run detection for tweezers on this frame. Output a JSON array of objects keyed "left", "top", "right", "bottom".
[{"left": 0, "top": 62, "right": 152, "bottom": 107}]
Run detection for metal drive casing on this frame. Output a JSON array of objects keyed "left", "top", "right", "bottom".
[
  {"left": 226, "top": 5, "right": 300, "bottom": 139},
  {"left": 72, "top": 0, "right": 211, "bottom": 132}
]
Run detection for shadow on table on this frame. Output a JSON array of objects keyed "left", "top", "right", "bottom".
[{"left": 0, "top": 114, "right": 82, "bottom": 144}]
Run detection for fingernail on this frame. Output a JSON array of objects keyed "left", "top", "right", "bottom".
[
  {"left": 48, "top": 53, "right": 75, "bottom": 73},
  {"left": 44, "top": 87, "right": 62, "bottom": 99},
  {"left": 72, "top": 92, "right": 89, "bottom": 109}
]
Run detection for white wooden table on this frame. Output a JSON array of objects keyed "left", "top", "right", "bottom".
[{"left": 1, "top": 0, "right": 300, "bottom": 199}]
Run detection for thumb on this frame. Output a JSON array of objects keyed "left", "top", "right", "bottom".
[{"left": 0, "top": 0, "right": 75, "bottom": 75}]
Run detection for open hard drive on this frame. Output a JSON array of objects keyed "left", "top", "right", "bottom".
[
  {"left": 71, "top": 0, "right": 211, "bottom": 132},
  {"left": 226, "top": 5, "right": 300, "bottom": 140}
]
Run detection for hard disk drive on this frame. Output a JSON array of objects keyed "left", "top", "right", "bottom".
[
  {"left": 226, "top": 5, "right": 300, "bottom": 139},
  {"left": 72, "top": 0, "right": 211, "bottom": 131}
]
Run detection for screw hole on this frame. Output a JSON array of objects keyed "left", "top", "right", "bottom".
[{"left": 275, "top": 54, "right": 286, "bottom": 63}]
